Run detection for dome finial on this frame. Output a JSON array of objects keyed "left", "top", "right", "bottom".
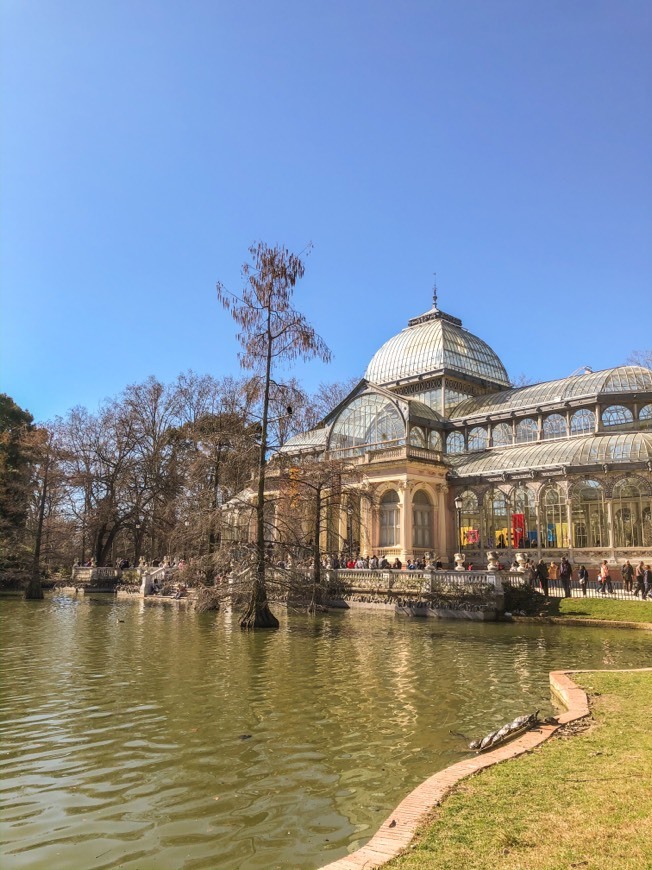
[{"left": 432, "top": 272, "right": 438, "bottom": 308}]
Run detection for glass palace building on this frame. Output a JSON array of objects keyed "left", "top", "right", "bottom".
[{"left": 246, "top": 296, "right": 652, "bottom": 568}]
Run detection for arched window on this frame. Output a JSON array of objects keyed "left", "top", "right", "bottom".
[
  {"left": 570, "top": 409, "right": 595, "bottom": 435},
  {"left": 468, "top": 426, "right": 488, "bottom": 451},
  {"left": 409, "top": 426, "right": 427, "bottom": 448},
  {"left": 446, "top": 431, "right": 465, "bottom": 454},
  {"left": 511, "top": 485, "right": 536, "bottom": 549},
  {"left": 459, "top": 491, "right": 481, "bottom": 549},
  {"left": 612, "top": 479, "right": 652, "bottom": 548},
  {"left": 639, "top": 404, "right": 652, "bottom": 425},
  {"left": 484, "top": 489, "right": 509, "bottom": 549},
  {"left": 329, "top": 394, "right": 405, "bottom": 458},
  {"left": 516, "top": 418, "right": 538, "bottom": 443},
  {"left": 379, "top": 490, "right": 400, "bottom": 548},
  {"left": 540, "top": 484, "right": 568, "bottom": 548},
  {"left": 491, "top": 422, "right": 513, "bottom": 447},
  {"left": 543, "top": 414, "right": 567, "bottom": 439},
  {"left": 412, "top": 490, "right": 433, "bottom": 549},
  {"left": 571, "top": 480, "right": 607, "bottom": 548},
  {"left": 428, "top": 430, "right": 442, "bottom": 451},
  {"left": 602, "top": 405, "right": 634, "bottom": 427}
]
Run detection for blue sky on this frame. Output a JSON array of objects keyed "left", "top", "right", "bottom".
[{"left": 2, "top": 0, "right": 651, "bottom": 423}]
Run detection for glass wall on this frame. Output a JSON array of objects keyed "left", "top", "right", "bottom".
[
  {"left": 540, "top": 483, "right": 569, "bottom": 548},
  {"left": 446, "top": 431, "right": 465, "bottom": 454},
  {"left": 612, "top": 480, "right": 652, "bottom": 547},
  {"left": 543, "top": 414, "right": 567, "bottom": 439},
  {"left": 409, "top": 426, "right": 427, "bottom": 448},
  {"left": 511, "top": 485, "right": 536, "bottom": 548},
  {"left": 459, "top": 490, "right": 481, "bottom": 548},
  {"left": 602, "top": 405, "right": 634, "bottom": 427},
  {"left": 571, "top": 480, "right": 607, "bottom": 548},
  {"left": 484, "top": 489, "right": 509, "bottom": 549},
  {"left": 468, "top": 426, "right": 488, "bottom": 451},
  {"left": 412, "top": 490, "right": 433, "bottom": 548},
  {"left": 329, "top": 394, "right": 405, "bottom": 458}
]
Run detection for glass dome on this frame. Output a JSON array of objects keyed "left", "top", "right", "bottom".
[{"left": 364, "top": 307, "right": 510, "bottom": 387}]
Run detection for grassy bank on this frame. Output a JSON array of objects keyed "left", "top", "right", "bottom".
[
  {"left": 549, "top": 597, "right": 652, "bottom": 624},
  {"left": 388, "top": 670, "right": 652, "bottom": 870}
]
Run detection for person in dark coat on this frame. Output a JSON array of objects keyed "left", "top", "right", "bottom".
[
  {"left": 535, "top": 559, "right": 549, "bottom": 597},
  {"left": 559, "top": 557, "right": 573, "bottom": 598}
]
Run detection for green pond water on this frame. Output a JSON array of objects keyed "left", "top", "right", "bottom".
[{"left": 1, "top": 594, "right": 650, "bottom": 869}]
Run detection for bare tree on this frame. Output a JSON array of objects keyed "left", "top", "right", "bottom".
[
  {"left": 627, "top": 349, "right": 652, "bottom": 370},
  {"left": 216, "top": 242, "right": 332, "bottom": 628}
]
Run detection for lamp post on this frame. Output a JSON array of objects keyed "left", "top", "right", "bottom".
[
  {"left": 454, "top": 495, "right": 464, "bottom": 554},
  {"left": 347, "top": 503, "right": 354, "bottom": 560}
]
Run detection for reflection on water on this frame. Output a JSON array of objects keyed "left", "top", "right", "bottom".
[{"left": 1, "top": 595, "right": 649, "bottom": 869}]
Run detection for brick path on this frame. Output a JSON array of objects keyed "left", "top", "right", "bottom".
[{"left": 321, "top": 668, "right": 641, "bottom": 869}]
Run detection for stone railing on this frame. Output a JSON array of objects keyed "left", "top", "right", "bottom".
[
  {"left": 70, "top": 566, "right": 121, "bottom": 586},
  {"left": 326, "top": 568, "right": 501, "bottom": 595}
]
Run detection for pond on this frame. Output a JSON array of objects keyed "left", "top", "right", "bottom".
[{"left": 1, "top": 595, "right": 650, "bottom": 869}]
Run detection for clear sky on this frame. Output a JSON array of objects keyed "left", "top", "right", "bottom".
[{"left": 2, "top": 0, "right": 651, "bottom": 424}]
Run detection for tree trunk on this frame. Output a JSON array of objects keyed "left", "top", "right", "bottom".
[
  {"left": 241, "top": 305, "right": 278, "bottom": 630},
  {"left": 308, "top": 487, "right": 325, "bottom": 614}
]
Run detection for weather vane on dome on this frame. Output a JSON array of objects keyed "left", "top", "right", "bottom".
[{"left": 432, "top": 273, "right": 438, "bottom": 308}]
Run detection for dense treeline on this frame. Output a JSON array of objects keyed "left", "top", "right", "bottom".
[{"left": 0, "top": 372, "right": 357, "bottom": 589}]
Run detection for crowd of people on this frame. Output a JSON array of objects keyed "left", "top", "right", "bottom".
[
  {"left": 323, "top": 554, "right": 444, "bottom": 571},
  {"left": 519, "top": 557, "right": 651, "bottom": 599}
]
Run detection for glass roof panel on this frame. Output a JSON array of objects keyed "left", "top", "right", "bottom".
[
  {"left": 450, "top": 366, "right": 652, "bottom": 419},
  {"left": 447, "top": 433, "right": 652, "bottom": 476}
]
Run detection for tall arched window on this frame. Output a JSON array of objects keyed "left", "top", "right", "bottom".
[
  {"left": 484, "top": 489, "right": 509, "bottom": 549},
  {"left": 511, "top": 485, "right": 536, "bottom": 549},
  {"left": 379, "top": 490, "right": 400, "bottom": 548},
  {"left": 612, "top": 480, "right": 652, "bottom": 547},
  {"left": 543, "top": 414, "right": 567, "bottom": 439},
  {"left": 602, "top": 405, "right": 634, "bottom": 427},
  {"left": 446, "top": 431, "right": 465, "bottom": 454},
  {"left": 491, "top": 422, "right": 512, "bottom": 447},
  {"left": 516, "top": 419, "right": 538, "bottom": 443},
  {"left": 409, "top": 426, "right": 427, "bottom": 448},
  {"left": 428, "top": 430, "right": 442, "bottom": 451},
  {"left": 459, "top": 491, "right": 481, "bottom": 548},
  {"left": 571, "top": 481, "right": 607, "bottom": 548},
  {"left": 540, "top": 484, "right": 568, "bottom": 548},
  {"left": 468, "top": 426, "right": 488, "bottom": 451},
  {"left": 571, "top": 409, "right": 595, "bottom": 435},
  {"left": 412, "top": 490, "right": 433, "bottom": 549}
]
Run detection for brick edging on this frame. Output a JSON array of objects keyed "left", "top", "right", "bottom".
[{"left": 320, "top": 669, "right": 595, "bottom": 869}]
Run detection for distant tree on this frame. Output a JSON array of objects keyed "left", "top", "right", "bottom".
[
  {"left": 627, "top": 349, "right": 652, "bottom": 370},
  {"left": 216, "top": 242, "right": 332, "bottom": 628},
  {"left": 509, "top": 373, "right": 535, "bottom": 388},
  {"left": 0, "top": 395, "right": 35, "bottom": 587}
]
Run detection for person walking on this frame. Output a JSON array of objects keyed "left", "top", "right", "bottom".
[
  {"left": 622, "top": 560, "right": 634, "bottom": 593},
  {"left": 559, "top": 557, "right": 573, "bottom": 598},
  {"left": 548, "top": 561, "right": 559, "bottom": 593},
  {"left": 634, "top": 561, "right": 645, "bottom": 598},
  {"left": 599, "top": 560, "right": 613, "bottom": 595},
  {"left": 536, "top": 558, "right": 549, "bottom": 597},
  {"left": 578, "top": 564, "right": 588, "bottom": 597},
  {"left": 644, "top": 564, "right": 652, "bottom": 600}
]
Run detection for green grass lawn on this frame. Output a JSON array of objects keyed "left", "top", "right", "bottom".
[
  {"left": 551, "top": 597, "right": 652, "bottom": 624},
  {"left": 387, "top": 670, "right": 652, "bottom": 870}
]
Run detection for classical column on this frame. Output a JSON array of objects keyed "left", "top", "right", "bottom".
[
  {"left": 399, "top": 484, "right": 412, "bottom": 562},
  {"left": 436, "top": 484, "right": 448, "bottom": 562},
  {"left": 360, "top": 496, "right": 372, "bottom": 555},
  {"left": 605, "top": 497, "right": 615, "bottom": 552}
]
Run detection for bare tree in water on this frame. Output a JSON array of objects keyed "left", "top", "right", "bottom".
[{"left": 216, "top": 242, "right": 331, "bottom": 628}]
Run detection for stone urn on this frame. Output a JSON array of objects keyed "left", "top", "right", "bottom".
[
  {"left": 515, "top": 552, "right": 527, "bottom": 573},
  {"left": 486, "top": 550, "right": 499, "bottom": 571},
  {"left": 453, "top": 552, "right": 466, "bottom": 572}
]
